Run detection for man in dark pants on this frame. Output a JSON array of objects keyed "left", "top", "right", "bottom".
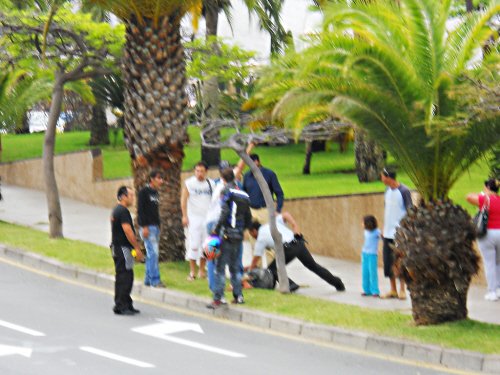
[
  {"left": 380, "top": 168, "right": 413, "bottom": 300},
  {"left": 248, "top": 212, "right": 345, "bottom": 292},
  {"left": 111, "top": 186, "right": 144, "bottom": 315},
  {"left": 138, "top": 169, "right": 164, "bottom": 288},
  {"left": 208, "top": 168, "right": 252, "bottom": 309}
]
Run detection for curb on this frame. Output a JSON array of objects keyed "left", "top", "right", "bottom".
[{"left": 1, "top": 243, "right": 498, "bottom": 374}]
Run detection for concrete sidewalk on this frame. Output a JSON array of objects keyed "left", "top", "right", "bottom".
[{"left": 0, "top": 183, "right": 498, "bottom": 326}]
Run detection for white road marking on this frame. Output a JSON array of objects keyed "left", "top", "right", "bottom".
[
  {"left": 0, "top": 319, "right": 45, "bottom": 337},
  {"left": 132, "top": 319, "right": 246, "bottom": 358},
  {"left": 79, "top": 346, "right": 154, "bottom": 368},
  {"left": 0, "top": 344, "right": 32, "bottom": 358}
]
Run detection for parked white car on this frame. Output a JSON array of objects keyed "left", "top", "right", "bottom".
[{"left": 29, "top": 111, "right": 67, "bottom": 133}]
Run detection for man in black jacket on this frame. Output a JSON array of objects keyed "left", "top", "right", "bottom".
[
  {"left": 208, "top": 167, "right": 252, "bottom": 308},
  {"left": 138, "top": 169, "right": 165, "bottom": 288}
]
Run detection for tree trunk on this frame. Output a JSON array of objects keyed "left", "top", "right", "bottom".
[
  {"left": 394, "top": 201, "right": 480, "bottom": 325},
  {"left": 89, "top": 102, "right": 110, "bottom": 146},
  {"left": 354, "top": 129, "right": 385, "bottom": 182},
  {"left": 122, "top": 15, "right": 189, "bottom": 261},
  {"left": 43, "top": 74, "right": 64, "bottom": 238},
  {"left": 237, "top": 149, "right": 290, "bottom": 293},
  {"left": 200, "top": 5, "right": 221, "bottom": 167},
  {"left": 465, "top": 0, "right": 473, "bottom": 12},
  {"left": 303, "top": 141, "right": 312, "bottom": 175},
  {"left": 15, "top": 112, "right": 30, "bottom": 134}
]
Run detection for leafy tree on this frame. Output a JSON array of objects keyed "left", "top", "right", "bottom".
[
  {"left": 186, "top": 36, "right": 256, "bottom": 121},
  {"left": 1, "top": 7, "right": 123, "bottom": 237},
  {"left": 254, "top": 0, "right": 500, "bottom": 324}
]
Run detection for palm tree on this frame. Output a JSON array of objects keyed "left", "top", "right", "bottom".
[
  {"left": 256, "top": 0, "right": 500, "bottom": 324},
  {"left": 0, "top": 70, "right": 53, "bottom": 159},
  {"left": 89, "top": 1, "right": 201, "bottom": 260}
]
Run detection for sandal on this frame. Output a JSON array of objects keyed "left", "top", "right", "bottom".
[
  {"left": 187, "top": 274, "right": 196, "bottom": 281},
  {"left": 381, "top": 291, "right": 398, "bottom": 299}
]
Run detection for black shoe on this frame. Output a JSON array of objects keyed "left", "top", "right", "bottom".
[
  {"left": 113, "top": 308, "right": 135, "bottom": 315},
  {"left": 130, "top": 307, "right": 140, "bottom": 314},
  {"left": 231, "top": 295, "right": 245, "bottom": 304},
  {"left": 335, "top": 278, "right": 346, "bottom": 292},
  {"left": 289, "top": 283, "right": 300, "bottom": 292}
]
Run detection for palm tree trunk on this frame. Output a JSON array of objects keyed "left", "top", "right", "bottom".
[
  {"left": 465, "top": 0, "right": 473, "bottom": 12},
  {"left": 122, "top": 15, "right": 188, "bottom": 261},
  {"left": 303, "top": 141, "right": 312, "bottom": 174},
  {"left": 43, "top": 73, "right": 64, "bottom": 238},
  {"left": 201, "top": 5, "right": 221, "bottom": 167},
  {"left": 394, "top": 201, "right": 479, "bottom": 325},
  {"left": 354, "top": 129, "right": 385, "bottom": 182},
  {"left": 89, "top": 102, "right": 110, "bottom": 145}
]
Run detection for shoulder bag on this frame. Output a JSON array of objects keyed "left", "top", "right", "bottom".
[{"left": 472, "top": 195, "right": 490, "bottom": 239}]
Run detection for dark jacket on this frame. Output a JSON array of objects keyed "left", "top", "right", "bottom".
[
  {"left": 214, "top": 182, "right": 252, "bottom": 242},
  {"left": 243, "top": 166, "right": 284, "bottom": 212},
  {"left": 137, "top": 185, "right": 160, "bottom": 227}
]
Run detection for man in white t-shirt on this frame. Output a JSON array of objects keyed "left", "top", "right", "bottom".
[
  {"left": 181, "top": 161, "right": 213, "bottom": 280},
  {"left": 248, "top": 212, "right": 345, "bottom": 292},
  {"left": 381, "top": 168, "right": 413, "bottom": 300}
]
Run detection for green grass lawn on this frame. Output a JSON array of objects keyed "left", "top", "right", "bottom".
[
  {"left": 0, "top": 129, "right": 489, "bottom": 213},
  {"left": 0, "top": 220, "right": 498, "bottom": 354}
]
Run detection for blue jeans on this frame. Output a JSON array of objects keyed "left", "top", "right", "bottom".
[
  {"left": 362, "top": 252, "right": 380, "bottom": 295},
  {"left": 140, "top": 225, "right": 161, "bottom": 286},
  {"left": 206, "top": 222, "right": 243, "bottom": 293},
  {"left": 214, "top": 240, "right": 243, "bottom": 301}
]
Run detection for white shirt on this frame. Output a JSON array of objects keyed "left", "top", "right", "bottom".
[
  {"left": 383, "top": 187, "right": 407, "bottom": 239},
  {"left": 205, "top": 180, "right": 225, "bottom": 224},
  {"left": 185, "top": 176, "right": 213, "bottom": 217},
  {"left": 254, "top": 215, "right": 295, "bottom": 257}
]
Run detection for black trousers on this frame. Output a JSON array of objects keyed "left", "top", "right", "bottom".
[
  {"left": 268, "top": 240, "right": 345, "bottom": 290},
  {"left": 113, "top": 252, "right": 134, "bottom": 312}
]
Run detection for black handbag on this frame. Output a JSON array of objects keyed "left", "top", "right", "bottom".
[{"left": 472, "top": 195, "right": 489, "bottom": 239}]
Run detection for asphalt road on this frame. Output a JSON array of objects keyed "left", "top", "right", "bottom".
[{"left": 0, "top": 259, "right": 470, "bottom": 375}]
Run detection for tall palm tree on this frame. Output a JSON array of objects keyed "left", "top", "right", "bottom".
[
  {"left": 89, "top": 0, "right": 200, "bottom": 260},
  {"left": 256, "top": 0, "right": 500, "bottom": 324}
]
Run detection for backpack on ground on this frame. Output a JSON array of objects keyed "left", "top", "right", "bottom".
[{"left": 247, "top": 268, "right": 276, "bottom": 289}]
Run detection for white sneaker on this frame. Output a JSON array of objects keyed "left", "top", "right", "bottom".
[{"left": 484, "top": 292, "right": 498, "bottom": 301}]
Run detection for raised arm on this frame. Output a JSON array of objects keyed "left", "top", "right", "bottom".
[{"left": 235, "top": 142, "right": 255, "bottom": 181}]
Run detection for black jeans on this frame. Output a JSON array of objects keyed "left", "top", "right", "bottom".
[
  {"left": 268, "top": 240, "right": 345, "bottom": 290},
  {"left": 113, "top": 250, "right": 134, "bottom": 312}
]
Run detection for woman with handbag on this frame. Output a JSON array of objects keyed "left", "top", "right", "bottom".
[{"left": 467, "top": 178, "right": 500, "bottom": 301}]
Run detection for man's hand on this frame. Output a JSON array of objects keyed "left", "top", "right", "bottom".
[
  {"left": 182, "top": 216, "right": 189, "bottom": 227},
  {"left": 132, "top": 249, "right": 145, "bottom": 263},
  {"left": 294, "top": 233, "right": 304, "bottom": 241},
  {"left": 142, "top": 226, "right": 149, "bottom": 239}
]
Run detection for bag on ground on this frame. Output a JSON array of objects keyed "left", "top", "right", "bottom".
[{"left": 247, "top": 268, "right": 276, "bottom": 289}]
